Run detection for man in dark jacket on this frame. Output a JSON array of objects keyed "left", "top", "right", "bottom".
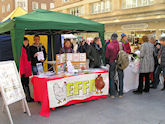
[
  {"left": 150, "top": 37, "right": 160, "bottom": 88},
  {"left": 87, "top": 37, "right": 103, "bottom": 68},
  {"left": 152, "top": 37, "right": 165, "bottom": 90},
  {"left": 106, "top": 33, "right": 125, "bottom": 98},
  {"left": 77, "top": 40, "right": 88, "bottom": 53},
  {"left": 29, "top": 35, "right": 47, "bottom": 75}
]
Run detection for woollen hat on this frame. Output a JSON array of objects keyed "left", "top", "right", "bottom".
[
  {"left": 121, "top": 33, "right": 127, "bottom": 38},
  {"left": 111, "top": 33, "right": 118, "bottom": 40}
]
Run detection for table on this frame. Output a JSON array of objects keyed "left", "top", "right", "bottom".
[
  {"left": 101, "top": 63, "right": 139, "bottom": 93},
  {"left": 123, "top": 61, "right": 139, "bottom": 93},
  {"left": 31, "top": 69, "right": 109, "bottom": 117}
]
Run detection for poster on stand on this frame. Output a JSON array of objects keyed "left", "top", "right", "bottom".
[
  {"left": 0, "top": 61, "right": 25, "bottom": 105},
  {"left": 0, "top": 61, "right": 31, "bottom": 124}
]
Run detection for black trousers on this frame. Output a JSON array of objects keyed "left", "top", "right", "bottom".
[
  {"left": 138, "top": 73, "right": 150, "bottom": 92},
  {"left": 21, "top": 76, "right": 32, "bottom": 100}
]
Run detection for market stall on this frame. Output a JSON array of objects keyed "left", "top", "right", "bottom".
[
  {"left": 30, "top": 52, "right": 109, "bottom": 117},
  {"left": 0, "top": 9, "right": 106, "bottom": 118}
]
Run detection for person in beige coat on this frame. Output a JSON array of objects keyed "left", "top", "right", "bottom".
[{"left": 133, "top": 36, "right": 154, "bottom": 94}]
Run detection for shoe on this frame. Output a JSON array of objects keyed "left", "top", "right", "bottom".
[
  {"left": 119, "top": 95, "right": 123, "bottom": 98},
  {"left": 110, "top": 96, "right": 115, "bottom": 99},
  {"left": 133, "top": 90, "right": 142, "bottom": 95},
  {"left": 150, "top": 86, "right": 157, "bottom": 89},
  {"left": 161, "top": 88, "right": 165, "bottom": 91},
  {"left": 27, "top": 98, "right": 34, "bottom": 103},
  {"left": 143, "top": 89, "right": 149, "bottom": 93}
]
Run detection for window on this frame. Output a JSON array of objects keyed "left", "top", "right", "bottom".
[
  {"left": 32, "top": 2, "right": 38, "bottom": 10},
  {"left": 41, "top": 3, "right": 47, "bottom": 10},
  {"left": 2, "top": 5, "right": 5, "bottom": 13},
  {"left": 69, "top": 6, "right": 83, "bottom": 16},
  {"left": 50, "top": 3, "right": 55, "bottom": 9},
  {"left": 7, "top": 3, "right": 10, "bottom": 12},
  {"left": 91, "top": 0, "right": 112, "bottom": 14},
  {"left": 15, "top": 0, "right": 28, "bottom": 11},
  {"left": 122, "top": 0, "right": 154, "bottom": 9},
  {"left": 63, "top": 0, "right": 69, "bottom": 2},
  {"left": 17, "top": 1, "right": 25, "bottom": 8}
]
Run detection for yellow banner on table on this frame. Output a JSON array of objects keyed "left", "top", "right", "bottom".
[{"left": 47, "top": 72, "right": 109, "bottom": 108}]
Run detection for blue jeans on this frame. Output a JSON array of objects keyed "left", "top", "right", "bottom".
[
  {"left": 109, "top": 62, "right": 124, "bottom": 96},
  {"left": 153, "top": 65, "right": 165, "bottom": 88},
  {"left": 32, "top": 66, "right": 38, "bottom": 75}
]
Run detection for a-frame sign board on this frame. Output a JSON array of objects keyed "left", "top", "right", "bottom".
[{"left": 0, "top": 61, "right": 31, "bottom": 124}]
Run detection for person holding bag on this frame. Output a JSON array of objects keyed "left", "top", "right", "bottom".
[
  {"left": 106, "top": 33, "right": 126, "bottom": 98},
  {"left": 133, "top": 36, "right": 154, "bottom": 94}
]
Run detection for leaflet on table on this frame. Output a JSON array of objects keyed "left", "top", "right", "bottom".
[
  {"left": 36, "top": 63, "right": 44, "bottom": 75},
  {"left": 87, "top": 68, "right": 105, "bottom": 73},
  {"left": 57, "top": 64, "right": 66, "bottom": 72},
  {"left": 80, "top": 53, "right": 86, "bottom": 61},
  {"left": 60, "top": 54, "right": 65, "bottom": 63},
  {"left": 72, "top": 53, "right": 80, "bottom": 62},
  {"left": 37, "top": 51, "right": 44, "bottom": 61},
  {"left": 66, "top": 53, "right": 72, "bottom": 61},
  {"left": 37, "top": 71, "right": 56, "bottom": 78},
  {"left": 56, "top": 54, "right": 61, "bottom": 64}
]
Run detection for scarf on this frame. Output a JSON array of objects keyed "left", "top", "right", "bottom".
[
  {"left": 121, "top": 39, "right": 128, "bottom": 44},
  {"left": 94, "top": 43, "right": 100, "bottom": 51}
]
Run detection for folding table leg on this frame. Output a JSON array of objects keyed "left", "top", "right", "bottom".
[
  {"left": 22, "top": 99, "right": 26, "bottom": 113},
  {"left": 5, "top": 105, "right": 13, "bottom": 124},
  {"left": 2, "top": 102, "right": 5, "bottom": 112},
  {"left": 23, "top": 99, "right": 31, "bottom": 116}
]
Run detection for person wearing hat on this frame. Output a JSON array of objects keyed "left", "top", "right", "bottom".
[
  {"left": 120, "top": 33, "right": 131, "bottom": 54},
  {"left": 133, "top": 36, "right": 154, "bottom": 94},
  {"left": 105, "top": 33, "right": 125, "bottom": 98}
]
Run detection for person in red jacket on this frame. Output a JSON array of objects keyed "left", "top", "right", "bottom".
[
  {"left": 20, "top": 37, "right": 34, "bottom": 102},
  {"left": 120, "top": 33, "right": 131, "bottom": 54}
]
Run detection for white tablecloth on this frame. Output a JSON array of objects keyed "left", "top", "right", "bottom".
[{"left": 123, "top": 62, "right": 139, "bottom": 93}]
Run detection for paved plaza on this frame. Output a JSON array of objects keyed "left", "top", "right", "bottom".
[{"left": 0, "top": 85, "right": 165, "bottom": 124}]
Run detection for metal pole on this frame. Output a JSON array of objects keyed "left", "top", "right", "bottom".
[{"left": 51, "top": 35, "right": 54, "bottom": 61}]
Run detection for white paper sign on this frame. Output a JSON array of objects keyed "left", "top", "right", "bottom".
[
  {"left": 80, "top": 53, "right": 86, "bottom": 61},
  {"left": 0, "top": 61, "right": 25, "bottom": 105},
  {"left": 66, "top": 53, "right": 73, "bottom": 61},
  {"left": 47, "top": 72, "right": 109, "bottom": 108},
  {"left": 37, "top": 51, "right": 44, "bottom": 61},
  {"left": 72, "top": 53, "right": 80, "bottom": 62}
]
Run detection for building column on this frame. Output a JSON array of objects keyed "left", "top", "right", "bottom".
[
  {"left": 111, "top": 0, "right": 121, "bottom": 11},
  {"left": 156, "top": 30, "right": 161, "bottom": 40},
  {"left": 84, "top": 3, "right": 90, "bottom": 17}
]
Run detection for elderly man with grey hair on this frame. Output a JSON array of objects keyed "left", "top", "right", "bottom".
[{"left": 152, "top": 36, "right": 165, "bottom": 90}]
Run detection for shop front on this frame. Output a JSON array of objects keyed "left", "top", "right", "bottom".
[{"left": 105, "top": 20, "right": 165, "bottom": 41}]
